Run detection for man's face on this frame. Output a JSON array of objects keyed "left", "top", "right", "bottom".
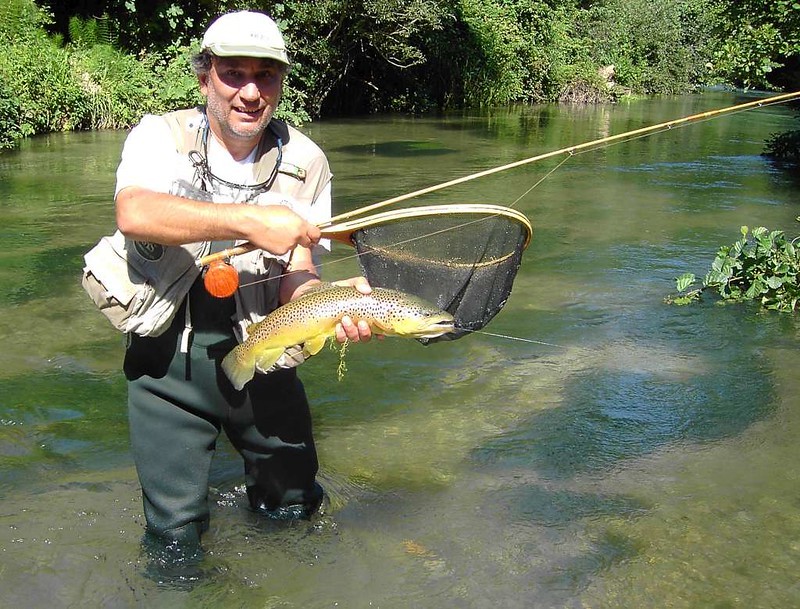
[{"left": 199, "top": 56, "right": 284, "bottom": 151}]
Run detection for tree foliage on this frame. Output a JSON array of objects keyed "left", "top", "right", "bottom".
[
  {"left": 708, "top": 0, "right": 800, "bottom": 89},
  {"left": 0, "top": 0, "right": 798, "bottom": 150},
  {"left": 581, "top": 0, "right": 718, "bottom": 94},
  {"left": 274, "top": 0, "right": 453, "bottom": 115},
  {"left": 0, "top": 0, "right": 84, "bottom": 144}
]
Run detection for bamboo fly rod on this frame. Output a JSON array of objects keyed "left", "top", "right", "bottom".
[{"left": 197, "top": 90, "right": 800, "bottom": 268}]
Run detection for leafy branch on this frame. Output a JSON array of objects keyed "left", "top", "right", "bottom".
[{"left": 666, "top": 225, "right": 800, "bottom": 311}]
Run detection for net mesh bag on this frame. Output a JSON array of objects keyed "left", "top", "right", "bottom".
[{"left": 343, "top": 205, "right": 532, "bottom": 343}]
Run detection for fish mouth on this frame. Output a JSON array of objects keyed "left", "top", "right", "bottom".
[{"left": 412, "top": 317, "right": 456, "bottom": 339}]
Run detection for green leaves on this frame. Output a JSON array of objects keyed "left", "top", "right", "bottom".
[
  {"left": 675, "top": 272, "right": 697, "bottom": 292},
  {"left": 709, "top": 0, "right": 800, "bottom": 89},
  {"left": 669, "top": 226, "right": 800, "bottom": 312}
]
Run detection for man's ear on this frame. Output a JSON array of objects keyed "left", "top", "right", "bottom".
[{"left": 198, "top": 73, "right": 209, "bottom": 96}]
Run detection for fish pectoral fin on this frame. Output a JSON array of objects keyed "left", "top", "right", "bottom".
[
  {"left": 254, "top": 347, "right": 289, "bottom": 372},
  {"left": 303, "top": 335, "right": 328, "bottom": 357}
]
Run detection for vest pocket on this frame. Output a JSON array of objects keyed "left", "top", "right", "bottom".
[{"left": 81, "top": 231, "right": 204, "bottom": 337}]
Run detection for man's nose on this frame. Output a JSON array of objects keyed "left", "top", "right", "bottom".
[{"left": 240, "top": 81, "right": 260, "bottom": 101}]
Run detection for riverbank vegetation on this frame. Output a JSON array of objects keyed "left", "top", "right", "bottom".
[
  {"left": 1, "top": 0, "right": 798, "bottom": 151},
  {"left": 667, "top": 226, "right": 800, "bottom": 311}
]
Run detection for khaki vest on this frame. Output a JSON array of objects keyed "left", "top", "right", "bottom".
[
  {"left": 162, "top": 107, "right": 332, "bottom": 207},
  {"left": 82, "top": 107, "right": 332, "bottom": 342}
]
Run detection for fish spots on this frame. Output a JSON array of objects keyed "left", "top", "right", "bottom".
[{"left": 221, "top": 284, "right": 455, "bottom": 390}]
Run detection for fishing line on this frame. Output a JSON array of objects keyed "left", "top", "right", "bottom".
[
  {"left": 236, "top": 148, "right": 572, "bottom": 290},
  {"left": 455, "top": 327, "right": 568, "bottom": 348},
  {"left": 225, "top": 91, "right": 800, "bottom": 292},
  {"left": 321, "top": 91, "right": 800, "bottom": 225},
  {"left": 506, "top": 154, "right": 572, "bottom": 209},
  {"left": 227, "top": 92, "right": 800, "bottom": 349}
]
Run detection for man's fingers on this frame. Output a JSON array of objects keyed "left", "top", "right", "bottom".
[{"left": 336, "top": 316, "right": 373, "bottom": 343}]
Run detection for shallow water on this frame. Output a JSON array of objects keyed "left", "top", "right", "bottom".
[{"left": 1, "top": 92, "right": 800, "bottom": 608}]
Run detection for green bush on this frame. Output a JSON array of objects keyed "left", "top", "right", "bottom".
[
  {"left": 709, "top": 0, "right": 800, "bottom": 89},
  {"left": 3, "top": 0, "right": 798, "bottom": 150},
  {"left": 0, "top": 0, "right": 50, "bottom": 44},
  {"left": 764, "top": 129, "right": 800, "bottom": 164},
  {"left": 456, "top": 0, "right": 528, "bottom": 106},
  {"left": 668, "top": 226, "right": 800, "bottom": 311},
  {"left": 580, "top": 0, "right": 717, "bottom": 95},
  {"left": 149, "top": 44, "right": 204, "bottom": 113},
  {"left": 0, "top": 0, "right": 92, "bottom": 147},
  {"left": 70, "top": 44, "right": 159, "bottom": 129},
  {"left": 0, "top": 42, "right": 88, "bottom": 135},
  {"left": 0, "top": 78, "right": 23, "bottom": 149}
]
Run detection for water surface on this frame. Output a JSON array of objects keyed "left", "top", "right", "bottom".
[{"left": 1, "top": 92, "right": 799, "bottom": 608}]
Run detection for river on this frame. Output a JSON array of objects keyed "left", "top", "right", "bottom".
[{"left": 1, "top": 91, "right": 799, "bottom": 608}]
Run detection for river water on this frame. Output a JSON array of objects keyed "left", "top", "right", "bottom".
[{"left": 1, "top": 92, "right": 799, "bottom": 608}]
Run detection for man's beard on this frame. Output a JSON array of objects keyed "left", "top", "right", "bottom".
[{"left": 205, "top": 95, "right": 274, "bottom": 142}]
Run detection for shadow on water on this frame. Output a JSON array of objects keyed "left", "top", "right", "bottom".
[
  {"left": 1, "top": 243, "right": 89, "bottom": 306},
  {"left": 474, "top": 365, "right": 773, "bottom": 480},
  {"left": 0, "top": 367, "right": 128, "bottom": 492},
  {"left": 499, "top": 484, "right": 650, "bottom": 527},
  {"left": 331, "top": 140, "right": 456, "bottom": 157},
  {"left": 472, "top": 302, "right": 776, "bottom": 480}
]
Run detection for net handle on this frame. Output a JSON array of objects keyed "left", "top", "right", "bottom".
[
  {"left": 323, "top": 203, "right": 532, "bottom": 247},
  {"left": 195, "top": 225, "right": 349, "bottom": 268},
  {"left": 196, "top": 203, "right": 532, "bottom": 267}
]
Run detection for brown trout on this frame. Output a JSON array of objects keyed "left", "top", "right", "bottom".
[{"left": 221, "top": 284, "right": 455, "bottom": 390}]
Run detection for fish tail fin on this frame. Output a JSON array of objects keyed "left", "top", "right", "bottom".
[{"left": 222, "top": 344, "right": 257, "bottom": 391}]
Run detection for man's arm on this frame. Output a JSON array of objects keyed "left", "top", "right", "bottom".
[
  {"left": 115, "top": 185, "right": 320, "bottom": 256},
  {"left": 278, "top": 244, "right": 322, "bottom": 304}
]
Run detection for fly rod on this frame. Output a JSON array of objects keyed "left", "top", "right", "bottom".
[{"left": 197, "top": 90, "right": 800, "bottom": 269}]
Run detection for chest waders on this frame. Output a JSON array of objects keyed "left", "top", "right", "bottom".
[{"left": 125, "top": 111, "right": 324, "bottom": 550}]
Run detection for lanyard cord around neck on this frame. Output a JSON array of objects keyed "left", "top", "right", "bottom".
[{"left": 188, "top": 114, "right": 284, "bottom": 199}]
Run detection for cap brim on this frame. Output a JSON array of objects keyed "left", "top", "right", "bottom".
[{"left": 205, "top": 43, "right": 290, "bottom": 65}]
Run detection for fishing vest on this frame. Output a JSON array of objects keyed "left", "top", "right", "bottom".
[
  {"left": 82, "top": 107, "right": 333, "bottom": 343},
  {"left": 162, "top": 106, "right": 332, "bottom": 200}
]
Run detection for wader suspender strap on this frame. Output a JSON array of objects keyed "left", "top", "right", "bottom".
[{"left": 180, "top": 298, "right": 192, "bottom": 354}]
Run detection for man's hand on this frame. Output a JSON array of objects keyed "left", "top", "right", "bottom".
[
  {"left": 249, "top": 205, "right": 321, "bottom": 255},
  {"left": 261, "top": 276, "right": 383, "bottom": 375},
  {"left": 331, "top": 276, "right": 379, "bottom": 343}
]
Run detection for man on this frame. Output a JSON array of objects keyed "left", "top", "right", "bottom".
[{"left": 113, "top": 10, "right": 373, "bottom": 551}]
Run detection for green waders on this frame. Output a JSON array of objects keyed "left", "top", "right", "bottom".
[{"left": 124, "top": 279, "right": 323, "bottom": 547}]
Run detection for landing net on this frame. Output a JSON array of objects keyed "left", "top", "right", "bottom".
[{"left": 323, "top": 204, "right": 532, "bottom": 343}]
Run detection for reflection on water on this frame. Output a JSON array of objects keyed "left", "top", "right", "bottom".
[{"left": 1, "top": 93, "right": 800, "bottom": 607}]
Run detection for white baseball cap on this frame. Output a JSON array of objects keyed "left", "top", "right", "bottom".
[{"left": 201, "top": 11, "right": 290, "bottom": 65}]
